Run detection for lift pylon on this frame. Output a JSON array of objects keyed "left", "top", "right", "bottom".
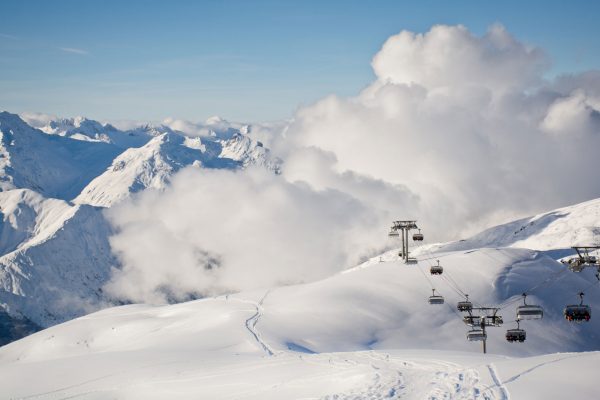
[{"left": 389, "top": 220, "right": 419, "bottom": 264}]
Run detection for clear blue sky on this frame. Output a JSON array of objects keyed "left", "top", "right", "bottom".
[{"left": 1, "top": 0, "right": 599, "bottom": 122}]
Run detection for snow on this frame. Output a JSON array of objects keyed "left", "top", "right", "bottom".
[
  {"left": 439, "top": 198, "right": 600, "bottom": 252},
  {"left": 0, "top": 112, "right": 122, "bottom": 200},
  {"left": 0, "top": 256, "right": 598, "bottom": 399},
  {"left": 74, "top": 129, "right": 280, "bottom": 207}
]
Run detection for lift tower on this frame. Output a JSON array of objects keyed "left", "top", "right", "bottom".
[
  {"left": 464, "top": 307, "right": 502, "bottom": 354},
  {"left": 564, "top": 246, "right": 600, "bottom": 278},
  {"left": 389, "top": 220, "right": 419, "bottom": 264}
]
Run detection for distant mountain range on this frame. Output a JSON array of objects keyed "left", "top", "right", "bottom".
[{"left": 0, "top": 111, "right": 280, "bottom": 344}]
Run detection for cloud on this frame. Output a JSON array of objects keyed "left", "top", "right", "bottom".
[
  {"left": 18, "top": 111, "right": 58, "bottom": 128},
  {"left": 371, "top": 24, "right": 548, "bottom": 92},
  {"left": 281, "top": 24, "right": 600, "bottom": 234},
  {"left": 104, "top": 167, "right": 392, "bottom": 303},
  {"left": 59, "top": 47, "right": 89, "bottom": 55},
  {"left": 106, "top": 24, "right": 600, "bottom": 304}
]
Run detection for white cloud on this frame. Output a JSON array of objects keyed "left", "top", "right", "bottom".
[
  {"left": 18, "top": 111, "right": 58, "bottom": 128},
  {"left": 59, "top": 47, "right": 89, "bottom": 55},
  {"left": 106, "top": 24, "right": 600, "bottom": 304},
  {"left": 105, "top": 167, "right": 390, "bottom": 303},
  {"left": 371, "top": 24, "right": 548, "bottom": 92}
]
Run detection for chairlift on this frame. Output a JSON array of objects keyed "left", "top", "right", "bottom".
[
  {"left": 506, "top": 320, "right": 526, "bottom": 343},
  {"left": 388, "top": 229, "right": 399, "bottom": 238},
  {"left": 485, "top": 314, "right": 503, "bottom": 327},
  {"left": 585, "top": 255, "right": 597, "bottom": 264},
  {"left": 406, "top": 258, "right": 418, "bottom": 265},
  {"left": 566, "top": 258, "right": 585, "bottom": 272},
  {"left": 428, "top": 289, "right": 444, "bottom": 305},
  {"left": 467, "top": 329, "right": 486, "bottom": 342},
  {"left": 430, "top": 260, "right": 443, "bottom": 275},
  {"left": 564, "top": 292, "right": 591, "bottom": 322},
  {"left": 457, "top": 294, "right": 473, "bottom": 312},
  {"left": 516, "top": 293, "right": 543, "bottom": 320},
  {"left": 463, "top": 314, "right": 481, "bottom": 327},
  {"left": 412, "top": 229, "right": 424, "bottom": 241}
]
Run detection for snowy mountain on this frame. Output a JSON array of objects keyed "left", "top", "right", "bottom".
[
  {"left": 75, "top": 128, "right": 280, "bottom": 207},
  {"left": 438, "top": 198, "right": 600, "bottom": 252},
  {"left": 0, "top": 189, "right": 115, "bottom": 328},
  {"left": 35, "top": 116, "right": 153, "bottom": 148},
  {"left": 0, "top": 112, "right": 122, "bottom": 200},
  {"left": 0, "top": 243, "right": 598, "bottom": 398},
  {"left": 0, "top": 111, "right": 281, "bottom": 343}
]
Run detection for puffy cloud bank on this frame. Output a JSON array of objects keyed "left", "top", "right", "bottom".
[
  {"left": 105, "top": 168, "right": 399, "bottom": 303},
  {"left": 106, "top": 24, "right": 600, "bottom": 303}
]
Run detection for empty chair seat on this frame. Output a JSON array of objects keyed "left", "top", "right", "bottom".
[
  {"left": 467, "top": 329, "right": 486, "bottom": 341},
  {"left": 428, "top": 289, "right": 444, "bottom": 305},
  {"left": 517, "top": 305, "right": 543, "bottom": 320},
  {"left": 388, "top": 230, "right": 399, "bottom": 237},
  {"left": 406, "top": 258, "right": 418, "bottom": 265},
  {"left": 516, "top": 294, "right": 543, "bottom": 320}
]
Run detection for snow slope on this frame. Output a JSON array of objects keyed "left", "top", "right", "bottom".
[
  {"left": 0, "top": 191, "right": 115, "bottom": 327},
  {"left": 0, "top": 245, "right": 598, "bottom": 398},
  {"left": 439, "top": 198, "right": 600, "bottom": 252}
]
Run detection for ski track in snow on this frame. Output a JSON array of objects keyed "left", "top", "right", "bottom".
[
  {"left": 501, "top": 353, "right": 583, "bottom": 385},
  {"left": 235, "top": 290, "right": 277, "bottom": 356},
  {"left": 484, "top": 364, "right": 510, "bottom": 400},
  {"left": 232, "top": 292, "right": 507, "bottom": 400}
]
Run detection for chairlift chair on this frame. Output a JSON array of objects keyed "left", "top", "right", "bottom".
[
  {"left": 463, "top": 314, "right": 481, "bottom": 327},
  {"left": 388, "top": 229, "right": 399, "bottom": 238},
  {"left": 430, "top": 260, "right": 443, "bottom": 275},
  {"left": 428, "top": 289, "right": 444, "bottom": 305},
  {"left": 516, "top": 293, "right": 543, "bottom": 320},
  {"left": 567, "top": 258, "right": 585, "bottom": 272},
  {"left": 506, "top": 320, "right": 526, "bottom": 343},
  {"left": 412, "top": 229, "right": 424, "bottom": 241},
  {"left": 467, "top": 329, "right": 486, "bottom": 342},
  {"left": 564, "top": 292, "right": 591, "bottom": 322},
  {"left": 406, "top": 258, "right": 418, "bottom": 265},
  {"left": 485, "top": 314, "right": 503, "bottom": 327},
  {"left": 457, "top": 295, "right": 473, "bottom": 312},
  {"left": 585, "top": 255, "right": 597, "bottom": 264}
]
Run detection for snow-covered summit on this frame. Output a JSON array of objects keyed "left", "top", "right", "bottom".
[
  {"left": 0, "top": 112, "right": 122, "bottom": 200},
  {"left": 74, "top": 128, "right": 280, "bottom": 207}
]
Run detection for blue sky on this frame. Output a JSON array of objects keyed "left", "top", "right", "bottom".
[{"left": 1, "top": 0, "right": 599, "bottom": 122}]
